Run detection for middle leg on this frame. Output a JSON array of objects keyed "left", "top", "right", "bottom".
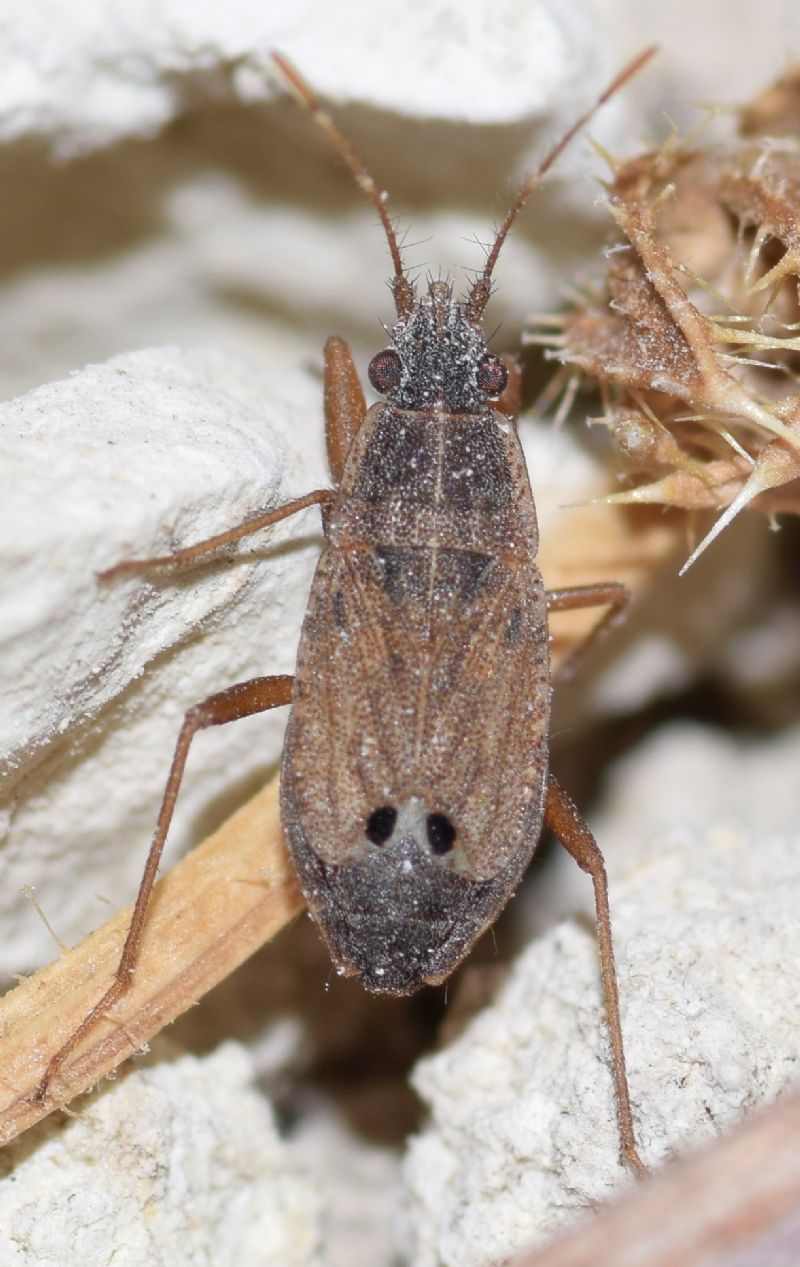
[{"left": 547, "top": 581, "right": 630, "bottom": 677}]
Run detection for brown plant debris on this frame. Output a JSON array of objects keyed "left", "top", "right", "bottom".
[{"left": 531, "top": 69, "right": 800, "bottom": 571}]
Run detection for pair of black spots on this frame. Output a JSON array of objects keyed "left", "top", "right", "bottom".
[
  {"left": 366, "top": 804, "right": 456, "bottom": 855},
  {"left": 33, "top": 48, "right": 657, "bottom": 1177}
]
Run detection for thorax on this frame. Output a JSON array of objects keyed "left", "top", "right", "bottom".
[{"left": 326, "top": 402, "right": 540, "bottom": 560}]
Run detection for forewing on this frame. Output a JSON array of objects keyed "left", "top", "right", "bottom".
[{"left": 286, "top": 544, "right": 549, "bottom": 881}]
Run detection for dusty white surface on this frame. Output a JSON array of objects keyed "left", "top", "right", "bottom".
[
  {"left": 404, "top": 722, "right": 800, "bottom": 1267},
  {"left": 0, "top": 1042, "right": 320, "bottom": 1266},
  {"left": 590, "top": 0, "right": 800, "bottom": 128},
  {"left": 0, "top": 1, "right": 600, "bottom": 151},
  {"left": 0, "top": 347, "right": 326, "bottom": 966},
  {"left": 293, "top": 1109, "right": 404, "bottom": 1267},
  {"left": 0, "top": 0, "right": 649, "bottom": 402}
]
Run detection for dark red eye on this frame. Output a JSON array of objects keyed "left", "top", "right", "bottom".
[
  {"left": 476, "top": 354, "right": 508, "bottom": 398},
  {"left": 368, "top": 349, "right": 403, "bottom": 393}
]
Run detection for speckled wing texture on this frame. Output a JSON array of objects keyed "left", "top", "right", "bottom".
[{"left": 281, "top": 404, "right": 550, "bottom": 992}]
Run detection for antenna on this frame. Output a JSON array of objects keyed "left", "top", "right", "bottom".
[
  {"left": 465, "top": 46, "right": 657, "bottom": 323},
  {"left": 272, "top": 51, "right": 415, "bottom": 320}
]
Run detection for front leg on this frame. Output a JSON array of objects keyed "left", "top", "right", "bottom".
[
  {"left": 324, "top": 335, "right": 367, "bottom": 484},
  {"left": 101, "top": 489, "right": 334, "bottom": 580},
  {"left": 100, "top": 338, "right": 360, "bottom": 582}
]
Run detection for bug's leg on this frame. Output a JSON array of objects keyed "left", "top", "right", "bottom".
[
  {"left": 324, "top": 335, "right": 366, "bottom": 483},
  {"left": 546, "top": 581, "right": 630, "bottom": 677},
  {"left": 496, "top": 355, "right": 522, "bottom": 421},
  {"left": 34, "top": 673, "right": 294, "bottom": 1104},
  {"left": 545, "top": 774, "right": 646, "bottom": 1178},
  {"left": 101, "top": 488, "right": 334, "bottom": 581}
]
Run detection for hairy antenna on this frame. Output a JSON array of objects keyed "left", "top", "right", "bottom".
[
  {"left": 272, "top": 51, "right": 415, "bottom": 320},
  {"left": 466, "top": 46, "right": 657, "bottom": 323}
]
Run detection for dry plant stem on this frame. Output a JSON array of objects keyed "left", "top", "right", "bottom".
[
  {"left": 512, "top": 1082, "right": 800, "bottom": 1267},
  {"left": 0, "top": 779, "right": 302, "bottom": 1146}
]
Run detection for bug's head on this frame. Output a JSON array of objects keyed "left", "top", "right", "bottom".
[
  {"left": 367, "top": 279, "right": 508, "bottom": 412},
  {"left": 273, "top": 45, "right": 655, "bottom": 409}
]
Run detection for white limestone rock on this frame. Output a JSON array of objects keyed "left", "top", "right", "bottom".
[
  {"left": 404, "top": 723, "right": 800, "bottom": 1266},
  {"left": 0, "top": 0, "right": 631, "bottom": 401},
  {"left": 0, "top": 1042, "right": 321, "bottom": 1267},
  {"left": 0, "top": 346, "right": 325, "bottom": 966}
]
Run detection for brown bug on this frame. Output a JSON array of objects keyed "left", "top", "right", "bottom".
[{"left": 37, "top": 47, "right": 655, "bottom": 1175}]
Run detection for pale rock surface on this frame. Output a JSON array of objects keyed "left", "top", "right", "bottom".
[
  {"left": 0, "top": 347, "right": 325, "bottom": 967},
  {"left": 404, "top": 723, "right": 800, "bottom": 1266},
  {"left": 0, "top": 2, "right": 599, "bottom": 151},
  {"left": 292, "top": 1108, "right": 404, "bottom": 1267},
  {"left": 590, "top": 0, "right": 800, "bottom": 130},
  {"left": 0, "top": 1042, "right": 321, "bottom": 1266},
  {"left": 0, "top": 0, "right": 641, "bottom": 403}
]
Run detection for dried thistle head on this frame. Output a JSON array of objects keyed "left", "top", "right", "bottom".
[{"left": 531, "top": 70, "right": 800, "bottom": 571}]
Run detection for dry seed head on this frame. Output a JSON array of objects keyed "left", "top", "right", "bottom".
[{"left": 531, "top": 68, "right": 800, "bottom": 571}]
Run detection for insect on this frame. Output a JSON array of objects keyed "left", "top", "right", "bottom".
[{"left": 36, "top": 47, "right": 655, "bottom": 1174}]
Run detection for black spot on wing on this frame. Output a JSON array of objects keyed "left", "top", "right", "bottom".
[
  {"left": 365, "top": 805, "right": 397, "bottom": 845},
  {"left": 426, "top": 812, "right": 456, "bottom": 854}
]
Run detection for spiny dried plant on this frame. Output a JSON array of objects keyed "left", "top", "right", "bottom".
[{"left": 531, "top": 69, "right": 800, "bottom": 571}]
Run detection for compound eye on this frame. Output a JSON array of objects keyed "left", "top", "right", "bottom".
[
  {"left": 368, "top": 348, "right": 403, "bottom": 394},
  {"left": 476, "top": 354, "right": 508, "bottom": 398}
]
